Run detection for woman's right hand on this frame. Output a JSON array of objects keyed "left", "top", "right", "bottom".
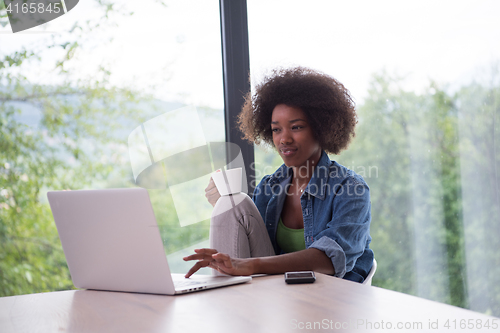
[
  {"left": 205, "top": 177, "right": 221, "bottom": 207},
  {"left": 183, "top": 248, "right": 255, "bottom": 278}
]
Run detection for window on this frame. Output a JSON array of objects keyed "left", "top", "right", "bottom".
[
  {"left": 0, "top": 0, "right": 224, "bottom": 295},
  {"left": 248, "top": 0, "right": 500, "bottom": 316}
]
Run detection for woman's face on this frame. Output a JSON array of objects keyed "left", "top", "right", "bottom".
[{"left": 271, "top": 104, "right": 322, "bottom": 170}]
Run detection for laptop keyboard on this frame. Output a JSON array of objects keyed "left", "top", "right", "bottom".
[{"left": 174, "top": 279, "right": 207, "bottom": 289}]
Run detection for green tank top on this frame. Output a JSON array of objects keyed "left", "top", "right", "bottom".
[{"left": 276, "top": 218, "right": 306, "bottom": 253}]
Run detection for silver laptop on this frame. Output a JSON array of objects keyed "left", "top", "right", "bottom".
[{"left": 47, "top": 188, "right": 251, "bottom": 295}]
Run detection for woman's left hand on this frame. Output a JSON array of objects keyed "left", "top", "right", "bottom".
[{"left": 183, "top": 248, "right": 254, "bottom": 278}]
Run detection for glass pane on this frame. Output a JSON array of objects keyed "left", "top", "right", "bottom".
[
  {"left": 248, "top": 0, "right": 500, "bottom": 316},
  {"left": 0, "top": 0, "right": 223, "bottom": 296}
]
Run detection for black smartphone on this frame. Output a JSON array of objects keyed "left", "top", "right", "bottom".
[{"left": 284, "top": 271, "right": 316, "bottom": 284}]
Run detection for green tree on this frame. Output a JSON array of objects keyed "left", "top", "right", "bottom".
[
  {"left": 0, "top": 0, "right": 221, "bottom": 295},
  {"left": 0, "top": 1, "right": 157, "bottom": 296},
  {"left": 337, "top": 68, "right": 500, "bottom": 316},
  {"left": 453, "top": 71, "right": 500, "bottom": 316}
]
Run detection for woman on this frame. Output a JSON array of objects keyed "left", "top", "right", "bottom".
[{"left": 184, "top": 67, "right": 374, "bottom": 282}]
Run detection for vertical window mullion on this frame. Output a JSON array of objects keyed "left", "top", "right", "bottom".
[{"left": 219, "top": 0, "right": 254, "bottom": 196}]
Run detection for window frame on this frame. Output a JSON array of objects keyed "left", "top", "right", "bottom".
[{"left": 219, "top": 0, "right": 255, "bottom": 195}]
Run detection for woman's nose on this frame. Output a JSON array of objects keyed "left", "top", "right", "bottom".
[{"left": 280, "top": 131, "right": 293, "bottom": 145}]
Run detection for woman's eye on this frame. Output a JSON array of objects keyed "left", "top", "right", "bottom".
[
  {"left": 271, "top": 128, "right": 280, "bottom": 132},
  {"left": 292, "top": 125, "right": 303, "bottom": 130}
]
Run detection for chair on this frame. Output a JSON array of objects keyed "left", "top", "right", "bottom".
[{"left": 362, "top": 258, "right": 377, "bottom": 286}]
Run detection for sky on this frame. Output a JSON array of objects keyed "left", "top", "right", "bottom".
[{"left": 1, "top": 0, "right": 500, "bottom": 109}]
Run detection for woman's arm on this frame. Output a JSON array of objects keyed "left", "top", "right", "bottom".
[
  {"left": 253, "top": 248, "right": 334, "bottom": 275},
  {"left": 183, "top": 247, "right": 334, "bottom": 278}
]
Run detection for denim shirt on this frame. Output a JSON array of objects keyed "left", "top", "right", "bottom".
[{"left": 252, "top": 151, "right": 374, "bottom": 282}]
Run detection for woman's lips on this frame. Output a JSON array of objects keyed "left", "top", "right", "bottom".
[{"left": 280, "top": 147, "right": 297, "bottom": 157}]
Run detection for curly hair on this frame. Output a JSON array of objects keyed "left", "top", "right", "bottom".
[{"left": 237, "top": 67, "right": 357, "bottom": 155}]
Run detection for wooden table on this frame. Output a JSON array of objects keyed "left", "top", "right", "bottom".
[{"left": 0, "top": 273, "right": 498, "bottom": 332}]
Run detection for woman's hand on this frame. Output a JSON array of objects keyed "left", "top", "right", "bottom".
[
  {"left": 183, "top": 248, "right": 254, "bottom": 278},
  {"left": 205, "top": 177, "right": 221, "bottom": 207}
]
